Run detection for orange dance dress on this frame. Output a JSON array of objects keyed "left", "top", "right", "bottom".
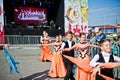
[
  {"left": 76, "top": 55, "right": 91, "bottom": 80},
  {"left": 48, "top": 46, "right": 66, "bottom": 78},
  {"left": 63, "top": 54, "right": 92, "bottom": 80},
  {"left": 63, "top": 55, "right": 115, "bottom": 80},
  {"left": 39, "top": 45, "right": 52, "bottom": 61}
]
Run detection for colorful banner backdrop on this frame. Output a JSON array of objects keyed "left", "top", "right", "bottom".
[
  {"left": 14, "top": 6, "right": 47, "bottom": 27},
  {"left": 0, "top": 0, "right": 4, "bottom": 43},
  {"left": 64, "top": 0, "right": 88, "bottom": 36}
]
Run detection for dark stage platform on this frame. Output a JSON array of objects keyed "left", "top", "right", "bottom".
[{"left": 5, "top": 28, "right": 65, "bottom": 37}]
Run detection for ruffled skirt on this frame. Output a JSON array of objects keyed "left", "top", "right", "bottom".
[{"left": 48, "top": 52, "right": 66, "bottom": 77}]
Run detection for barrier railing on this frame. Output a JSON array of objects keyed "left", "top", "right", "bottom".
[{"left": 5, "top": 35, "right": 41, "bottom": 44}]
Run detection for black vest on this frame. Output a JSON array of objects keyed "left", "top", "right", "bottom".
[
  {"left": 63, "top": 41, "right": 75, "bottom": 56},
  {"left": 96, "top": 53, "right": 114, "bottom": 79},
  {"left": 63, "top": 41, "right": 75, "bottom": 63}
]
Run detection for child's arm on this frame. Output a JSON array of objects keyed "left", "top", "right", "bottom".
[
  {"left": 99, "top": 62, "right": 120, "bottom": 68},
  {"left": 90, "top": 54, "right": 100, "bottom": 67},
  {"left": 62, "top": 44, "right": 77, "bottom": 52},
  {"left": 40, "top": 41, "right": 62, "bottom": 46},
  {"left": 88, "top": 43, "right": 100, "bottom": 48}
]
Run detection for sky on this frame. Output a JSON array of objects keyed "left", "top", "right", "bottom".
[{"left": 88, "top": 0, "right": 120, "bottom": 26}]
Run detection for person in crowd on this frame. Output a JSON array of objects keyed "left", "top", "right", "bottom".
[
  {"left": 87, "top": 30, "right": 92, "bottom": 42},
  {"left": 96, "top": 29, "right": 106, "bottom": 53},
  {"left": 90, "top": 32, "right": 97, "bottom": 45},
  {"left": 60, "top": 31, "right": 75, "bottom": 80},
  {"left": 61, "top": 33, "right": 100, "bottom": 80},
  {"left": 89, "top": 32, "right": 97, "bottom": 58},
  {"left": 72, "top": 34, "right": 78, "bottom": 43},
  {"left": 117, "top": 35, "right": 120, "bottom": 44},
  {"left": 111, "top": 42, "right": 118, "bottom": 56},
  {"left": 96, "top": 29, "right": 106, "bottom": 42},
  {"left": 47, "top": 35, "right": 66, "bottom": 78},
  {"left": 90, "top": 39, "right": 120, "bottom": 80}
]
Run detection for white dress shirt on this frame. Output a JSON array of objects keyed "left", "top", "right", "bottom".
[
  {"left": 90, "top": 51, "right": 120, "bottom": 67},
  {"left": 67, "top": 40, "right": 72, "bottom": 48}
]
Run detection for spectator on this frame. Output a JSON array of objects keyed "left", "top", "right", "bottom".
[
  {"left": 87, "top": 30, "right": 92, "bottom": 42},
  {"left": 90, "top": 32, "right": 97, "bottom": 45},
  {"left": 117, "top": 35, "right": 120, "bottom": 44},
  {"left": 96, "top": 29, "right": 106, "bottom": 42},
  {"left": 89, "top": 32, "right": 97, "bottom": 58}
]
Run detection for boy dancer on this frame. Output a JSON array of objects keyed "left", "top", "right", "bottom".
[
  {"left": 61, "top": 31, "right": 75, "bottom": 80},
  {"left": 90, "top": 39, "right": 120, "bottom": 80}
]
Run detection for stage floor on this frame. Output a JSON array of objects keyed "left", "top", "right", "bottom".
[{"left": 5, "top": 28, "right": 64, "bottom": 37}]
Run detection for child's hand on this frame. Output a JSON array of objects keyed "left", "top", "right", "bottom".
[
  {"left": 99, "top": 63, "right": 105, "bottom": 68},
  {"left": 58, "top": 49, "right": 64, "bottom": 54},
  {"left": 38, "top": 44, "right": 43, "bottom": 47},
  {"left": 91, "top": 65, "right": 101, "bottom": 77}
]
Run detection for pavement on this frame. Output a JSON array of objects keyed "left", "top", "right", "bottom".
[{"left": 0, "top": 45, "right": 63, "bottom": 80}]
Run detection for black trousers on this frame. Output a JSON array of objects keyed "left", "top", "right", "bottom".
[{"left": 64, "top": 62, "right": 75, "bottom": 80}]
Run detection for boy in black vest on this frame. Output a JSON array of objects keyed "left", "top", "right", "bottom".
[
  {"left": 61, "top": 31, "right": 75, "bottom": 80},
  {"left": 90, "top": 39, "right": 120, "bottom": 80}
]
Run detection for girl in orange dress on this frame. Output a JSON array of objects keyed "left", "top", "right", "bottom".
[
  {"left": 48, "top": 35, "right": 66, "bottom": 78},
  {"left": 39, "top": 38, "right": 52, "bottom": 61},
  {"left": 62, "top": 33, "right": 100, "bottom": 80},
  {"left": 39, "top": 32, "right": 52, "bottom": 61}
]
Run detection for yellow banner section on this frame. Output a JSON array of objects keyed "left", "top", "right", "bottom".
[{"left": 64, "top": 0, "right": 88, "bottom": 36}]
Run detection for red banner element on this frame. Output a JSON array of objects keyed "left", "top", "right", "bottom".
[
  {"left": 14, "top": 6, "right": 47, "bottom": 28},
  {"left": 0, "top": 25, "right": 4, "bottom": 43}
]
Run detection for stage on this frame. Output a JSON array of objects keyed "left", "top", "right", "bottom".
[{"left": 5, "top": 27, "right": 65, "bottom": 37}]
